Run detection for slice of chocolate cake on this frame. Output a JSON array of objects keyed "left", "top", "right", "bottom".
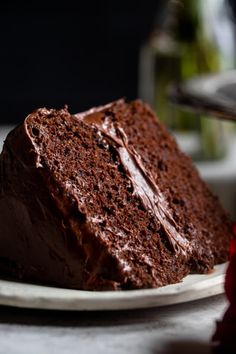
[{"left": 0, "top": 99, "right": 232, "bottom": 290}]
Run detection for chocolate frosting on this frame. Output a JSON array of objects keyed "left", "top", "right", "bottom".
[{"left": 81, "top": 110, "right": 191, "bottom": 256}]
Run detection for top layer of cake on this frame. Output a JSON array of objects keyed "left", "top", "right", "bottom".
[{"left": 0, "top": 99, "right": 232, "bottom": 290}]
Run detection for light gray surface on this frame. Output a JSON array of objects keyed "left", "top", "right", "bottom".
[
  {"left": 0, "top": 295, "right": 228, "bottom": 354},
  {"left": 0, "top": 126, "right": 13, "bottom": 151},
  {"left": 0, "top": 126, "right": 231, "bottom": 353}
]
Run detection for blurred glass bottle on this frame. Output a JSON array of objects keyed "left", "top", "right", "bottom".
[{"left": 139, "top": 0, "right": 235, "bottom": 160}]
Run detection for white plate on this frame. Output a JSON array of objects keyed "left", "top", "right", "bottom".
[{"left": 0, "top": 263, "right": 227, "bottom": 311}]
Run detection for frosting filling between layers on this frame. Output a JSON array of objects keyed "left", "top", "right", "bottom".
[{"left": 81, "top": 111, "right": 192, "bottom": 257}]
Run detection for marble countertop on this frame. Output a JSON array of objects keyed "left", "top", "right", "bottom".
[{"left": 0, "top": 295, "right": 228, "bottom": 354}]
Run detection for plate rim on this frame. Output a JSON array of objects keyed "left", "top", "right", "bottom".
[{"left": 0, "top": 262, "right": 228, "bottom": 311}]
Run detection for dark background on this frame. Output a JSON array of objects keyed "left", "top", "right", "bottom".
[{"left": 0, "top": 1, "right": 163, "bottom": 124}]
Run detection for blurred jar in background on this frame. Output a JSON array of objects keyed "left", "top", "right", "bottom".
[{"left": 139, "top": 0, "right": 236, "bottom": 160}]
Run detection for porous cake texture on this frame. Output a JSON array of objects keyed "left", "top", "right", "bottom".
[{"left": 0, "top": 99, "right": 232, "bottom": 290}]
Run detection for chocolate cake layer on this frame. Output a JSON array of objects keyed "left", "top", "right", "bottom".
[{"left": 0, "top": 100, "right": 232, "bottom": 290}]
